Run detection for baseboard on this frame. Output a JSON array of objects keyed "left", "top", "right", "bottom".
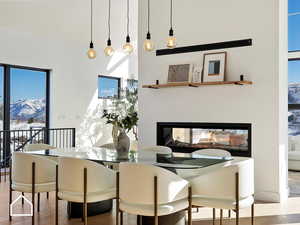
[{"left": 255, "top": 187, "right": 289, "bottom": 202}]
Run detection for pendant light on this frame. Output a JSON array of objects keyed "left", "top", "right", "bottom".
[
  {"left": 123, "top": 0, "right": 134, "bottom": 54},
  {"left": 167, "top": 0, "right": 176, "bottom": 48},
  {"left": 144, "top": 0, "right": 154, "bottom": 52},
  {"left": 104, "top": 0, "right": 114, "bottom": 56},
  {"left": 87, "top": 0, "right": 96, "bottom": 59}
]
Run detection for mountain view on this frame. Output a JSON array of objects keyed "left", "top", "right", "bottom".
[
  {"left": 289, "top": 83, "right": 300, "bottom": 136},
  {"left": 0, "top": 98, "right": 46, "bottom": 130}
]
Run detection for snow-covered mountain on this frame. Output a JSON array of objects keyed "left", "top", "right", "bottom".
[
  {"left": 289, "top": 83, "right": 300, "bottom": 104},
  {"left": 10, "top": 99, "right": 45, "bottom": 121}
]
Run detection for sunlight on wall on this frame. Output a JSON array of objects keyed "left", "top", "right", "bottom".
[{"left": 77, "top": 51, "right": 134, "bottom": 147}]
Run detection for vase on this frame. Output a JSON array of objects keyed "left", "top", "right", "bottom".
[{"left": 112, "top": 126, "right": 130, "bottom": 160}]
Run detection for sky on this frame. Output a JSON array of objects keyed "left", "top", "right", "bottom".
[
  {"left": 289, "top": 0, "right": 300, "bottom": 83},
  {"left": 0, "top": 66, "right": 46, "bottom": 103}
]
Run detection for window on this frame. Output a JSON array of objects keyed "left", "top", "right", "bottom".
[
  {"left": 289, "top": 0, "right": 300, "bottom": 51},
  {"left": 127, "top": 79, "right": 138, "bottom": 92},
  {"left": 288, "top": 0, "right": 300, "bottom": 136},
  {"left": 98, "top": 75, "right": 120, "bottom": 99},
  {"left": 0, "top": 64, "right": 50, "bottom": 131}
]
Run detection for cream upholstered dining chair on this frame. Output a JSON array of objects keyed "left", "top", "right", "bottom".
[
  {"left": 24, "top": 143, "right": 57, "bottom": 199},
  {"left": 117, "top": 162, "right": 192, "bottom": 225},
  {"left": 191, "top": 149, "right": 232, "bottom": 217},
  {"left": 190, "top": 158, "right": 254, "bottom": 225},
  {"left": 56, "top": 157, "right": 116, "bottom": 225},
  {"left": 10, "top": 152, "right": 57, "bottom": 225},
  {"left": 140, "top": 145, "right": 172, "bottom": 154}
]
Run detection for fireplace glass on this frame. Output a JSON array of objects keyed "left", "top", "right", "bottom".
[{"left": 157, "top": 123, "right": 251, "bottom": 157}]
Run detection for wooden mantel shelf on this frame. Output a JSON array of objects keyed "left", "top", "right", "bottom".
[{"left": 142, "top": 81, "right": 253, "bottom": 89}]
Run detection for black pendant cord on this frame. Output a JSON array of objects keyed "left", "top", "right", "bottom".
[
  {"left": 170, "top": 0, "right": 173, "bottom": 31},
  {"left": 90, "top": 0, "right": 94, "bottom": 44},
  {"left": 126, "top": 0, "right": 130, "bottom": 40},
  {"left": 147, "top": 0, "right": 150, "bottom": 34},
  {"left": 108, "top": 0, "right": 111, "bottom": 43}
]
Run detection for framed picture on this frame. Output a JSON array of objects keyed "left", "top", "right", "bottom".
[
  {"left": 168, "top": 64, "right": 193, "bottom": 83},
  {"left": 202, "top": 52, "right": 227, "bottom": 82}
]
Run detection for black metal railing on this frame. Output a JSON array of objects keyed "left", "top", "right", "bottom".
[{"left": 0, "top": 127, "right": 75, "bottom": 182}]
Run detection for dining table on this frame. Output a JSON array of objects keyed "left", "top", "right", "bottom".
[{"left": 25, "top": 147, "right": 235, "bottom": 225}]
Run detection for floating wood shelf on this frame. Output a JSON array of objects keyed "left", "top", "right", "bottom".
[{"left": 142, "top": 81, "right": 253, "bottom": 89}]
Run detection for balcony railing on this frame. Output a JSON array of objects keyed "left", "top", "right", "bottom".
[{"left": 0, "top": 127, "right": 75, "bottom": 182}]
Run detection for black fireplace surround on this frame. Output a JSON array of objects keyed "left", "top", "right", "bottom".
[{"left": 157, "top": 122, "right": 252, "bottom": 157}]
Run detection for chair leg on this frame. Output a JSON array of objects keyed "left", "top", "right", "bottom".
[
  {"left": 212, "top": 208, "right": 215, "bottom": 225},
  {"left": 228, "top": 210, "right": 231, "bottom": 218},
  {"left": 46, "top": 192, "right": 49, "bottom": 200},
  {"left": 9, "top": 159, "right": 12, "bottom": 221},
  {"left": 116, "top": 172, "right": 120, "bottom": 225},
  {"left": 120, "top": 211, "right": 123, "bottom": 225},
  {"left": 9, "top": 187, "right": 12, "bottom": 221},
  {"left": 220, "top": 209, "right": 223, "bottom": 225},
  {"left": 32, "top": 163, "right": 36, "bottom": 225},
  {"left": 84, "top": 202, "right": 87, "bottom": 225},
  {"left": 251, "top": 204, "right": 254, "bottom": 225},
  {"left": 22, "top": 192, "right": 24, "bottom": 205},
  {"left": 55, "top": 165, "right": 58, "bottom": 225},
  {"left": 37, "top": 193, "right": 40, "bottom": 212},
  {"left": 83, "top": 168, "right": 87, "bottom": 225},
  {"left": 139, "top": 215, "right": 143, "bottom": 225},
  {"left": 188, "top": 187, "right": 192, "bottom": 225},
  {"left": 236, "top": 209, "right": 239, "bottom": 225}
]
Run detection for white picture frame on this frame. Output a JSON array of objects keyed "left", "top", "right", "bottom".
[
  {"left": 167, "top": 64, "right": 194, "bottom": 83},
  {"left": 202, "top": 52, "right": 227, "bottom": 82}
]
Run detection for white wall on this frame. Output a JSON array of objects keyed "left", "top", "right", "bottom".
[
  {"left": 0, "top": 0, "right": 138, "bottom": 147},
  {"left": 138, "top": 0, "right": 288, "bottom": 202}
]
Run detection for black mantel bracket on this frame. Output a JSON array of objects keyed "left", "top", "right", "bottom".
[{"left": 156, "top": 38, "right": 252, "bottom": 56}]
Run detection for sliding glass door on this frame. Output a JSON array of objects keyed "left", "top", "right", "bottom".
[{"left": 0, "top": 64, "right": 50, "bottom": 162}]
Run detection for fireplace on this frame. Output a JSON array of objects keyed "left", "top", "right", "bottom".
[{"left": 157, "top": 122, "right": 252, "bottom": 157}]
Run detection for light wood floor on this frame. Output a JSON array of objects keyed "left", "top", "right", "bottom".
[{"left": 1, "top": 176, "right": 300, "bottom": 225}]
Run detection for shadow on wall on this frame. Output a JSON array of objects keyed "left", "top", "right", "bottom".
[{"left": 76, "top": 52, "right": 136, "bottom": 147}]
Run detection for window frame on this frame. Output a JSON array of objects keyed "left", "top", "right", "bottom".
[
  {"left": 98, "top": 75, "right": 121, "bottom": 99},
  {"left": 0, "top": 63, "right": 50, "bottom": 130}
]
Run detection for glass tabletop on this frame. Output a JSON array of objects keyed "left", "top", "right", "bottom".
[{"left": 25, "top": 147, "right": 232, "bottom": 169}]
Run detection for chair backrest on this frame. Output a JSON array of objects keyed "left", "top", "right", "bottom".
[
  {"left": 12, "top": 152, "right": 57, "bottom": 185},
  {"left": 141, "top": 146, "right": 172, "bottom": 154},
  {"left": 58, "top": 157, "right": 115, "bottom": 193},
  {"left": 24, "top": 143, "right": 56, "bottom": 152},
  {"left": 192, "top": 149, "right": 231, "bottom": 157},
  {"left": 190, "top": 158, "right": 254, "bottom": 200},
  {"left": 119, "top": 163, "right": 189, "bottom": 205}
]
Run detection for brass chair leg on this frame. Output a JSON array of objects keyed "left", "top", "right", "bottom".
[
  {"left": 55, "top": 165, "right": 58, "bottom": 225},
  {"left": 220, "top": 209, "right": 223, "bottom": 225},
  {"left": 154, "top": 176, "right": 158, "bottom": 225},
  {"left": 116, "top": 172, "right": 120, "bottom": 225},
  {"left": 139, "top": 215, "right": 143, "bottom": 225},
  {"left": 9, "top": 158, "right": 12, "bottom": 221},
  {"left": 120, "top": 211, "right": 123, "bottom": 225},
  {"left": 213, "top": 208, "right": 216, "bottom": 225},
  {"left": 83, "top": 168, "right": 87, "bottom": 225},
  {"left": 9, "top": 186, "right": 12, "bottom": 221},
  {"left": 32, "top": 163, "right": 36, "bottom": 225},
  {"left": 251, "top": 204, "right": 254, "bottom": 225},
  {"left": 37, "top": 193, "right": 40, "bottom": 212},
  {"left": 22, "top": 192, "right": 24, "bottom": 205},
  {"left": 188, "top": 187, "right": 192, "bottom": 225},
  {"left": 236, "top": 209, "right": 239, "bottom": 225}
]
